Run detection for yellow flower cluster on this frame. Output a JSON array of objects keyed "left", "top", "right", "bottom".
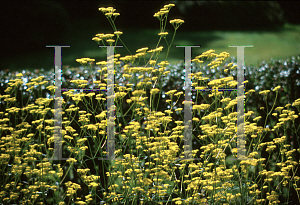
[
  {"left": 193, "top": 104, "right": 210, "bottom": 112},
  {"left": 153, "top": 4, "right": 175, "bottom": 19},
  {"left": 1, "top": 2, "right": 299, "bottom": 205},
  {"left": 158, "top": 32, "right": 168, "bottom": 36},
  {"left": 147, "top": 46, "right": 164, "bottom": 53},
  {"left": 259, "top": 90, "right": 271, "bottom": 96},
  {"left": 98, "top": 7, "right": 120, "bottom": 18},
  {"left": 76, "top": 57, "right": 95, "bottom": 64},
  {"left": 169, "top": 19, "right": 184, "bottom": 30}
]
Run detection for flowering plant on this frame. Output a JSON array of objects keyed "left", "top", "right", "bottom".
[{"left": 0, "top": 3, "right": 299, "bottom": 205}]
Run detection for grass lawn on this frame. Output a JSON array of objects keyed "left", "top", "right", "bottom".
[{"left": 3, "top": 20, "right": 300, "bottom": 72}]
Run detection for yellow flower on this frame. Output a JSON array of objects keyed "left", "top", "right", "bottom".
[
  {"left": 86, "top": 93, "right": 95, "bottom": 98},
  {"left": 169, "top": 19, "right": 184, "bottom": 29},
  {"left": 154, "top": 46, "right": 164, "bottom": 52},
  {"left": 231, "top": 65, "right": 237, "bottom": 70},
  {"left": 272, "top": 86, "right": 281, "bottom": 92},
  {"left": 164, "top": 4, "right": 175, "bottom": 9},
  {"left": 136, "top": 47, "right": 148, "bottom": 53},
  {"left": 158, "top": 61, "right": 169, "bottom": 67},
  {"left": 175, "top": 108, "right": 183, "bottom": 112},
  {"left": 275, "top": 107, "right": 284, "bottom": 113},
  {"left": 149, "top": 60, "right": 156, "bottom": 65},
  {"left": 170, "top": 19, "right": 184, "bottom": 24},
  {"left": 106, "top": 39, "right": 115, "bottom": 45},
  {"left": 153, "top": 12, "right": 162, "bottom": 19},
  {"left": 158, "top": 32, "right": 168, "bottom": 36},
  {"left": 253, "top": 116, "right": 262, "bottom": 121},
  {"left": 115, "top": 92, "right": 127, "bottom": 99},
  {"left": 132, "top": 90, "right": 146, "bottom": 96},
  {"left": 259, "top": 90, "right": 270, "bottom": 96},
  {"left": 99, "top": 7, "right": 115, "bottom": 13},
  {"left": 195, "top": 104, "right": 210, "bottom": 113},
  {"left": 114, "top": 31, "right": 123, "bottom": 36},
  {"left": 160, "top": 9, "right": 169, "bottom": 15},
  {"left": 166, "top": 90, "right": 177, "bottom": 96},
  {"left": 150, "top": 88, "right": 160, "bottom": 95},
  {"left": 92, "top": 37, "right": 101, "bottom": 42},
  {"left": 66, "top": 158, "right": 77, "bottom": 163},
  {"left": 195, "top": 86, "right": 206, "bottom": 90},
  {"left": 98, "top": 7, "right": 106, "bottom": 12},
  {"left": 285, "top": 103, "right": 291, "bottom": 108},
  {"left": 174, "top": 91, "right": 183, "bottom": 96},
  {"left": 79, "top": 84, "right": 87, "bottom": 88},
  {"left": 126, "top": 99, "right": 132, "bottom": 104},
  {"left": 105, "top": 12, "right": 113, "bottom": 17},
  {"left": 96, "top": 61, "right": 107, "bottom": 66},
  {"left": 191, "top": 59, "right": 203, "bottom": 64},
  {"left": 245, "top": 89, "right": 255, "bottom": 95}
]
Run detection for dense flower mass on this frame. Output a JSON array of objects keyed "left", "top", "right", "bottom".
[{"left": 0, "top": 3, "right": 300, "bottom": 205}]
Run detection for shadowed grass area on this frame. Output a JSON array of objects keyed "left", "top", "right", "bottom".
[{"left": 3, "top": 20, "right": 300, "bottom": 73}]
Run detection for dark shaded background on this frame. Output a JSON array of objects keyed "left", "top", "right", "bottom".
[{"left": 1, "top": 1, "right": 300, "bottom": 71}]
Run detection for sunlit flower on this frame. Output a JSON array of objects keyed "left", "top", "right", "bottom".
[
  {"left": 259, "top": 90, "right": 270, "bottom": 96},
  {"left": 272, "top": 86, "right": 281, "bottom": 92},
  {"left": 158, "top": 32, "right": 168, "bottom": 36}
]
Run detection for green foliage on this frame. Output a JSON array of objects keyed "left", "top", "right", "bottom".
[{"left": 0, "top": 3, "right": 300, "bottom": 205}]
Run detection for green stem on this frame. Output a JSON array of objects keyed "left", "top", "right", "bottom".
[{"left": 165, "top": 29, "right": 177, "bottom": 61}]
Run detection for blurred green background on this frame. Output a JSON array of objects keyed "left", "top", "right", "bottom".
[{"left": 1, "top": 1, "right": 300, "bottom": 72}]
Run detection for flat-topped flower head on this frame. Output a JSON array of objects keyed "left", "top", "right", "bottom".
[
  {"left": 253, "top": 116, "right": 262, "bottom": 121},
  {"left": 106, "top": 39, "right": 115, "bottom": 45},
  {"left": 96, "top": 61, "right": 107, "bottom": 66},
  {"left": 95, "top": 33, "right": 105, "bottom": 38},
  {"left": 76, "top": 58, "right": 95, "bottom": 65},
  {"left": 159, "top": 9, "right": 169, "bottom": 15},
  {"left": 174, "top": 91, "right": 183, "bottom": 97},
  {"left": 150, "top": 88, "right": 160, "bottom": 95},
  {"left": 154, "top": 46, "right": 163, "bottom": 52},
  {"left": 99, "top": 7, "right": 116, "bottom": 13},
  {"left": 158, "top": 32, "right": 168, "bottom": 37},
  {"left": 132, "top": 90, "right": 146, "bottom": 96},
  {"left": 259, "top": 90, "right": 270, "bottom": 96},
  {"left": 92, "top": 37, "right": 102, "bottom": 42},
  {"left": 164, "top": 3, "right": 175, "bottom": 9},
  {"left": 170, "top": 19, "right": 184, "bottom": 30},
  {"left": 272, "top": 86, "right": 281, "bottom": 92},
  {"left": 158, "top": 60, "right": 169, "bottom": 66},
  {"left": 105, "top": 12, "right": 113, "bottom": 17},
  {"left": 136, "top": 47, "right": 148, "bottom": 53},
  {"left": 114, "top": 31, "right": 123, "bottom": 36},
  {"left": 166, "top": 90, "right": 177, "bottom": 96},
  {"left": 149, "top": 60, "right": 156, "bottom": 65}
]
